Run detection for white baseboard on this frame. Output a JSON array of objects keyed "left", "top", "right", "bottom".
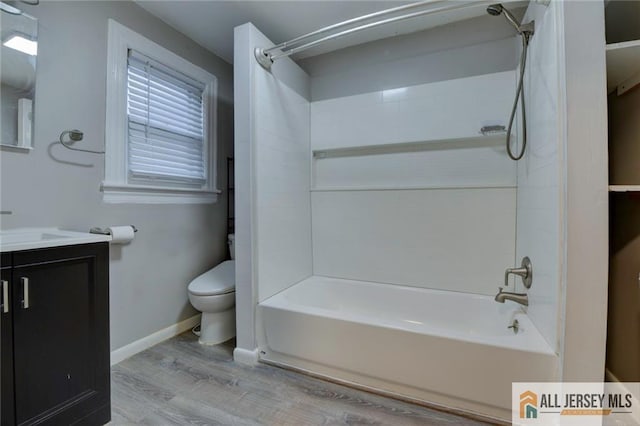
[
  {"left": 233, "top": 347, "right": 260, "bottom": 366},
  {"left": 111, "top": 314, "right": 201, "bottom": 366}
]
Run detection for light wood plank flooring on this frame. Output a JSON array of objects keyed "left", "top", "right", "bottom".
[{"left": 110, "top": 332, "right": 493, "bottom": 425}]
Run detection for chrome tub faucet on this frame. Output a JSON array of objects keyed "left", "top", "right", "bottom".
[
  {"left": 495, "top": 257, "right": 533, "bottom": 307},
  {"left": 495, "top": 287, "right": 529, "bottom": 306}
]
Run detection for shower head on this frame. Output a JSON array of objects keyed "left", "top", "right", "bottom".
[
  {"left": 486, "top": 4, "right": 503, "bottom": 16},
  {"left": 486, "top": 3, "right": 531, "bottom": 36}
]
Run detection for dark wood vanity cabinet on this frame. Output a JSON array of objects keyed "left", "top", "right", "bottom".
[{"left": 1, "top": 243, "right": 110, "bottom": 426}]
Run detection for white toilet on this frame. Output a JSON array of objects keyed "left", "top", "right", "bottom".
[{"left": 187, "top": 234, "right": 236, "bottom": 345}]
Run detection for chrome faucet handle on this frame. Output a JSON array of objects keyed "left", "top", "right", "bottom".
[
  {"left": 504, "top": 267, "right": 527, "bottom": 286},
  {"left": 504, "top": 257, "right": 533, "bottom": 289}
]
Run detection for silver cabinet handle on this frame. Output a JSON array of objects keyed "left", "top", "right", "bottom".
[
  {"left": 1, "top": 280, "right": 8, "bottom": 313},
  {"left": 21, "top": 277, "right": 29, "bottom": 309}
]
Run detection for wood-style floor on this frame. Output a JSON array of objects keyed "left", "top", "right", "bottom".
[{"left": 110, "top": 332, "right": 492, "bottom": 425}]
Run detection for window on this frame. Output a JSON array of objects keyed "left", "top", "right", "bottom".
[{"left": 104, "top": 20, "right": 219, "bottom": 204}]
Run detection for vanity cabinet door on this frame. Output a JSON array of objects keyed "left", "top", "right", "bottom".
[
  {"left": 11, "top": 243, "right": 110, "bottom": 426},
  {"left": 1, "top": 254, "right": 15, "bottom": 426}
]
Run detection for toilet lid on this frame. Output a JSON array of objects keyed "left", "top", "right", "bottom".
[{"left": 188, "top": 260, "right": 235, "bottom": 296}]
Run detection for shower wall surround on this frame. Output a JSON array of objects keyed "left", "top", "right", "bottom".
[
  {"left": 253, "top": 71, "right": 312, "bottom": 302},
  {"left": 310, "top": 72, "right": 517, "bottom": 295},
  {"left": 233, "top": 23, "right": 312, "bottom": 353},
  {"left": 515, "top": 1, "right": 563, "bottom": 352},
  {"left": 312, "top": 190, "right": 514, "bottom": 295},
  {"left": 234, "top": 20, "right": 526, "bottom": 352}
]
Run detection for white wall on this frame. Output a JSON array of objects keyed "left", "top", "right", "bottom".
[
  {"left": 516, "top": 1, "right": 563, "bottom": 352},
  {"left": 232, "top": 23, "right": 256, "bottom": 353},
  {"left": 233, "top": 23, "right": 312, "bottom": 353},
  {"left": 309, "top": 71, "right": 517, "bottom": 295},
  {"left": 312, "top": 189, "right": 515, "bottom": 295},
  {"left": 311, "top": 72, "right": 517, "bottom": 151},
  {"left": 514, "top": 0, "right": 609, "bottom": 376},
  {"left": 253, "top": 59, "right": 312, "bottom": 302},
  {"left": 311, "top": 72, "right": 517, "bottom": 190},
  {"left": 0, "top": 1, "right": 233, "bottom": 351},
  {"left": 558, "top": 0, "right": 609, "bottom": 382}
]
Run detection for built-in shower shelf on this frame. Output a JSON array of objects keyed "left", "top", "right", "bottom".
[
  {"left": 310, "top": 184, "right": 516, "bottom": 192},
  {"left": 312, "top": 134, "right": 506, "bottom": 159},
  {"left": 609, "top": 185, "right": 640, "bottom": 192},
  {"left": 606, "top": 39, "right": 640, "bottom": 95}
]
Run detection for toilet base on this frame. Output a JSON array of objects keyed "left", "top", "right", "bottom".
[{"left": 199, "top": 308, "right": 235, "bottom": 345}]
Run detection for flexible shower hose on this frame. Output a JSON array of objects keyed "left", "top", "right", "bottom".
[{"left": 506, "top": 35, "right": 530, "bottom": 161}]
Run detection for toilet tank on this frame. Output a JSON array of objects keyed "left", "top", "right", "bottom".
[{"left": 228, "top": 234, "right": 235, "bottom": 259}]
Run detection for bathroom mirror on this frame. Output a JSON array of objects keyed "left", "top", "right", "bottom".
[{"left": 1, "top": 6, "right": 37, "bottom": 151}]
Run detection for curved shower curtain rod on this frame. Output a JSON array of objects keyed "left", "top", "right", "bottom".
[{"left": 254, "top": 0, "right": 495, "bottom": 70}]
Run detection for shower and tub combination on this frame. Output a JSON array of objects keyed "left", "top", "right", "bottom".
[{"left": 235, "top": 0, "right": 563, "bottom": 421}]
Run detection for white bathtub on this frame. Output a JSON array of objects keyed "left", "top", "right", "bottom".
[{"left": 258, "top": 276, "right": 559, "bottom": 420}]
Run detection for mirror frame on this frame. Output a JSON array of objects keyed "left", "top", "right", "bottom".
[{"left": 1, "top": 6, "right": 37, "bottom": 152}]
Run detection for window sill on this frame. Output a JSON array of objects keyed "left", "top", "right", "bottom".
[
  {"left": 0, "top": 145, "right": 32, "bottom": 153},
  {"left": 101, "top": 182, "right": 220, "bottom": 204}
]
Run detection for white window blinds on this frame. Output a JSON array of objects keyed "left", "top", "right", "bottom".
[{"left": 126, "top": 49, "right": 206, "bottom": 184}]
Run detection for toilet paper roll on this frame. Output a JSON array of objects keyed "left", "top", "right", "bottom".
[{"left": 108, "top": 226, "right": 135, "bottom": 244}]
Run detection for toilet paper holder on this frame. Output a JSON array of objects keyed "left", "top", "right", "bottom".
[{"left": 90, "top": 225, "right": 138, "bottom": 235}]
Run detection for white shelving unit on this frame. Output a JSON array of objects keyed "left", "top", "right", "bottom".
[
  {"left": 605, "top": 0, "right": 640, "bottom": 385},
  {"left": 609, "top": 185, "right": 640, "bottom": 193},
  {"left": 606, "top": 39, "right": 640, "bottom": 95}
]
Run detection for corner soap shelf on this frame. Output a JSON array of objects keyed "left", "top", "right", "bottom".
[
  {"left": 312, "top": 134, "right": 507, "bottom": 159},
  {"left": 606, "top": 39, "right": 640, "bottom": 95}
]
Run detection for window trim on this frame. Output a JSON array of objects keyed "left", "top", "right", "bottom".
[{"left": 104, "top": 19, "right": 220, "bottom": 204}]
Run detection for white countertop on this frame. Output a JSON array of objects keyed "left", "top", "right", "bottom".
[{"left": 0, "top": 228, "right": 112, "bottom": 253}]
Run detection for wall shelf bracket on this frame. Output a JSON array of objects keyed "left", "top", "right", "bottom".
[{"left": 617, "top": 70, "right": 640, "bottom": 95}]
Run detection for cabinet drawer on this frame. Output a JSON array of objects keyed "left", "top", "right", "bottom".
[{"left": 12, "top": 242, "right": 108, "bottom": 267}]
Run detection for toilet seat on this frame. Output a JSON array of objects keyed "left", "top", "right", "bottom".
[{"left": 188, "top": 260, "right": 235, "bottom": 296}]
